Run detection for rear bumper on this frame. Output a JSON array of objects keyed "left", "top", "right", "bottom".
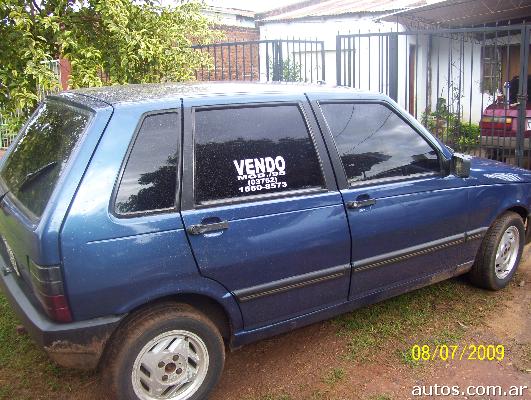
[
  {"left": 479, "top": 135, "right": 527, "bottom": 150},
  {"left": 0, "top": 270, "right": 123, "bottom": 369}
]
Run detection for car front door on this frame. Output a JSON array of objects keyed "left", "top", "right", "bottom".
[
  {"left": 311, "top": 98, "right": 477, "bottom": 301},
  {"left": 181, "top": 94, "right": 351, "bottom": 330}
]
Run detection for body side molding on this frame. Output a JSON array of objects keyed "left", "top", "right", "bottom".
[{"left": 233, "top": 264, "right": 350, "bottom": 302}]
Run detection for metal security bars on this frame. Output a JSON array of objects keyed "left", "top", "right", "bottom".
[
  {"left": 0, "top": 110, "right": 21, "bottom": 148},
  {"left": 336, "top": 26, "right": 531, "bottom": 168},
  {"left": 193, "top": 39, "right": 325, "bottom": 83}
]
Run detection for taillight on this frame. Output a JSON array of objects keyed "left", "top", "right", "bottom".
[
  {"left": 28, "top": 260, "right": 72, "bottom": 322},
  {"left": 480, "top": 116, "right": 513, "bottom": 129}
]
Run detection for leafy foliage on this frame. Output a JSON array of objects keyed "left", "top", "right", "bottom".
[
  {"left": 0, "top": 0, "right": 221, "bottom": 135},
  {"left": 422, "top": 98, "right": 480, "bottom": 152},
  {"left": 269, "top": 57, "right": 303, "bottom": 82}
]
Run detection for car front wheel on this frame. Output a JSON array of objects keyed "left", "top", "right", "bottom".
[{"left": 469, "top": 211, "right": 525, "bottom": 290}]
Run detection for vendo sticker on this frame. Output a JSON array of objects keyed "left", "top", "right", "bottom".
[{"left": 233, "top": 156, "right": 287, "bottom": 193}]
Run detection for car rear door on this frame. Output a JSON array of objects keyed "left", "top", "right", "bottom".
[
  {"left": 309, "top": 96, "right": 477, "bottom": 301},
  {"left": 181, "top": 93, "right": 351, "bottom": 330}
]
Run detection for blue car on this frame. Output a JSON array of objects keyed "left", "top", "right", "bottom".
[{"left": 0, "top": 83, "right": 529, "bottom": 400}]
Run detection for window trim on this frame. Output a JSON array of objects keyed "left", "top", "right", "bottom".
[
  {"left": 190, "top": 102, "right": 328, "bottom": 208},
  {"left": 317, "top": 100, "right": 444, "bottom": 188},
  {"left": 110, "top": 108, "right": 182, "bottom": 219},
  {"left": 194, "top": 187, "right": 328, "bottom": 210},
  {"left": 348, "top": 171, "right": 440, "bottom": 189}
]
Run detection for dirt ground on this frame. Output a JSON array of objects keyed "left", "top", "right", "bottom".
[
  {"left": 1, "top": 249, "right": 529, "bottom": 400},
  {"left": 207, "top": 252, "right": 531, "bottom": 400}
]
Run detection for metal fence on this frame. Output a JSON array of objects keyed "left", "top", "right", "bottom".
[
  {"left": 0, "top": 110, "right": 22, "bottom": 148},
  {"left": 193, "top": 39, "right": 325, "bottom": 83},
  {"left": 4, "top": 32, "right": 531, "bottom": 170},
  {"left": 336, "top": 25, "right": 531, "bottom": 168}
]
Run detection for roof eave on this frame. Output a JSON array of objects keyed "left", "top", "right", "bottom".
[{"left": 258, "top": 10, "right": 407, "bottom": 24}]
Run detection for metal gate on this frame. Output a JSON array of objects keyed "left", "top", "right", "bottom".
[
  {"left": 193, "top": 39, "right": 325, "bottom": 83},
  {"left": 336, "top": 25, "right": 531, "bottom": 168}
]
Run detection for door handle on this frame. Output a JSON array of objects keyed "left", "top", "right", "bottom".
[
  {"left": 346, "top": 198, "right": 376, "bottom": 209},
  {"left": 187, "top": 220, "right": 229, "bottom": 235}
]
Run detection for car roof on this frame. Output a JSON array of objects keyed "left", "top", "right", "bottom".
[{"left": 59, "top": 81, "right": 377, "bottom": 106}]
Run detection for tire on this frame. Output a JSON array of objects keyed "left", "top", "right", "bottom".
[
  {"left": 469, "top": 211, "right": 525, "bottom": 290},
  {"left": 103, "top": 302, "right": 225, "bottom": 400}
]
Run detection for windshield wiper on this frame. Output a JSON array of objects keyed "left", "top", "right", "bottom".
[{"left": 18, "top": 161, "right": 58, "bottom": 192}]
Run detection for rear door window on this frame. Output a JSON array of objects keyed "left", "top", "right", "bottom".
[
  {"left": 0, "top": 100, "right": 92, "bottom": 218},
  {"left": 114, "top": 112, "right": 180, "bottom": 215},
  {"left": 193, "top": 105, "right": 324, "bottom": 203}
]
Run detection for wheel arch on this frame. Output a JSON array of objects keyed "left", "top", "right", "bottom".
[
  {"left": 505, "top": 204, "right": 530, "bottom": 243},
  {"left": 158, "top": 293, "right": 232, "bottom": 339},
  {"left": 98, "top": 290, "right": 239, "bottom": 370},
  {"left": 96, "top": 274, "right": 244, "bottom": 368},
  {"left": 116, "top": 291, "right": 237, "bottom": 341},
  {"left": 505, "top": 205, "right": 528, "bottom": 224},
  {"left": 111, "top": 273, "right": 243, "bottom": 334},
  {"left": 486, "top": 203, "right": 530, "bottom": 245}
]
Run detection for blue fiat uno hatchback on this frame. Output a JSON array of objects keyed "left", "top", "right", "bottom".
[{"left": 0, "top": 83, "right": 530, "bottom": 400}]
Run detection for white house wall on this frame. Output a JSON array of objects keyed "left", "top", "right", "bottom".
[
  {"left": 428, "top": 35, "right": 491, "bottom": 124},
  {"left": 260, "top": 18, "right": 511, "bottom": 124},
  {"left": 259, "top": 16, "right": 402, "bottom": 85}
]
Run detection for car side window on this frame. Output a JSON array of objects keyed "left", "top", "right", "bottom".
[
  {"left": 320, "top": 103, "right": 440, "bottom": 183},
  {"left": 115, "top": 112, "right": 180, "bottom": 215},
  {"left": 194, "top": 105, "right": 324, "bottom": 203}
]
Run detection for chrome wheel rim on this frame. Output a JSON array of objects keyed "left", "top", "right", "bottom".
[
  {"left": 132, "top": 330, "right": 209, "bottom": 400},
  {"left": 494, "top": 226, "right": 520, "bottom": 280}
]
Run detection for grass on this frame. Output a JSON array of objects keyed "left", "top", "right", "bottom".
[
  {"left": 333, "top": 277, "right": 501, "bottom": 363},
  {"left": 323, "top": 368, "right": 345, "bottom": 386},
  {"left": 513, "top": 341, "right": 531, "bottom": 372},
  {"left": 0, "top": 271, "right": 521, "bottom": 399},
  {"left": 246, "top": 275, "right": 519, "bottom": 400},
  {"left": 252, "top": 395, "right": 293, "bottom": 400},
  {"left": 397, "top": 347, "right": 420, "bottom": 368},
  {"left": 0, "top": 293, "right": 94, "bottom": 400},
  {"left": 368, "top": 395, "right": 392, "bottom": 400}
]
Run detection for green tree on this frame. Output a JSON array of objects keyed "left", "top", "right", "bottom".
[
  {"left": 0, "top": 0, "right": 221, "bottom": 134},
  {"left": 269, "top": 57, "right": 303, "bottom": 82}
]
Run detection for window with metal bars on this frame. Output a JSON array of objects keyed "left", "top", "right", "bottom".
[{"left": 481, "top": 45, "right": 502, "bottom": 95}]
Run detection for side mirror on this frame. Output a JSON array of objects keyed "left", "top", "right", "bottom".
[{"left": 451, "top": 153, "right": 471, "bottom": 178}]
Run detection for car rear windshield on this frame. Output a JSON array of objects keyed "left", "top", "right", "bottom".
[{"left": 0, "top": 100, "right": 92, "bottom": 218}]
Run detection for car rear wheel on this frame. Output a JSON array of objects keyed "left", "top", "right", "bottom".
[
  {"left": 469, "top": 211, "right": 525, "bottom": 290},
  {"left": 103, "top": 303, "right": 225, "bottom": 400}
]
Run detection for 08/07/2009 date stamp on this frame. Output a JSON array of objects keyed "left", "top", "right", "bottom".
[{"left": 411, "top": 344, "right": 505, "bottom": 362}]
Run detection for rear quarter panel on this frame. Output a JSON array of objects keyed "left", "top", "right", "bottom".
[{"left": 59, "top": 101, "right": 243, "bottom": 332}]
